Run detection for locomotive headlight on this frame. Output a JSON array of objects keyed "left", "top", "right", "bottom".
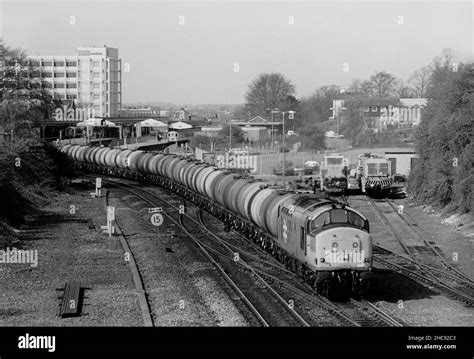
[
  {"left": 320, "top": 258, "right": 325, "bottom": 263},
  {"left": 353, "top": 242, "right": 359, "bottom": 248},
  {"left": 332, "top": 242, "right": 338, "bottom": 248}
]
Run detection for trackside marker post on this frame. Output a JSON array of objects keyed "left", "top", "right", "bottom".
[
  {"left": 151, "top": 212, "right": 164, "bottom": 236},
  {"left": 101, "top": 206, "right": 115, "bottom": 237},
  {"left": 91, "top": 177, "right": 102, "bottom": 197}
]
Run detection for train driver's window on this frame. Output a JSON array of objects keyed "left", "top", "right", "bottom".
[
  {"left": 330, "top": 209, "right": 347, "bottom": 223},
  {"left": 310, "top": 211, "right": 330, "bottom": 232},
  {"left": 348, "top": 211, "right": 365, "bottom": 228}
]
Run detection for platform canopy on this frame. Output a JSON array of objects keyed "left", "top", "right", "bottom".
[
  {"left": 76, "top": 118, "right": 117, "bottom": 127},
  {"left": 134, "top": 118, "right": 168, "bottom": 128},
  {"left": 169, "top": 121, "right": 192, "bottom": 130}
]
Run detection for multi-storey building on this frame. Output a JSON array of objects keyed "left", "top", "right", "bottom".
[{"left": 27, "top": 46, "right": 121, "bottom": 117}]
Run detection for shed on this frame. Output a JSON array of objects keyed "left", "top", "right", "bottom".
[{"left": 385, "top": 150, "right": 419, "bottom": 176}]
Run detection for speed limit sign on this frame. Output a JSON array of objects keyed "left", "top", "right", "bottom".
[{"left": 150, "top": 213, "right": 164, "bottom": 227}]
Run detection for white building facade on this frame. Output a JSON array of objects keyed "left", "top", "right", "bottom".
[
  {"left": 330, "top": 97, "right": 427, "bottom": 131},
  {"left": 28, "top": 46, "right": 122, "bottom": 117}
]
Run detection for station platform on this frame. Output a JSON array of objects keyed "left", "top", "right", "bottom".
[{"left": 59, "top": 137, "right": 189, "bottom": 152}]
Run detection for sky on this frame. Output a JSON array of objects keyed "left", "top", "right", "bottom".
[{"left": 1, "top": 0, "right": 472, "bottom": 105}]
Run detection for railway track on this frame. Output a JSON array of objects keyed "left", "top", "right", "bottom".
[
  {"left": 384, "top": 199, "right": 474, "bottom": 286},
  {"left": 84, "top": 174, "right": 404, "bottom": 326},
  {"left": 98, "top": 177, "right": 312, "bottom": 327},
  {"left": 363, "top": 196, "right": 474, "bottom": 306}
]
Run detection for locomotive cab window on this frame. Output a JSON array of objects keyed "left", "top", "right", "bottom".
[
  {"left": 347, "top": 211, "right": 365, "bottom": 228},
  {"left": 378, "top": 163, "right": 389, "bottom": 176},
  {"left": 330, "top": 209, "right": 347, "bottom": 223},
  {"left": 309, "top": 212, "right": 330, "bottom": 232},
  {"left": 310, "top": 209, "right": 368, "bottom": 233}
]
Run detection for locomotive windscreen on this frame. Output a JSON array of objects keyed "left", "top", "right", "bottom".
[
  {"left": 327, "top": 157, "right": 343, "bottom": 165},
  {"left": 367, "top": 163, "right": 390, "bottom": 176},
  {"left": 309, "top": 209, "right": 368, "bottom": 233},
  {"left": 378, "top": 163, "right": 389, "bottom": 175}
]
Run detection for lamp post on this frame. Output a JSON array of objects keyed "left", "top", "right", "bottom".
[
  {"left": 266, "top": 108, "right": 279, "bottom": 152},
  {"left": 278, "top": 110, "right": 295, "bottom": 189},
  {"left": 229, "top": 116, "right": 232, "bottom": 152}
]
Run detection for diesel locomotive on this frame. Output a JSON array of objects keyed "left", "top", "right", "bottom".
[
  {"left": 319, "top": 154, "right": 349, "bottom": 194},
  {"left": 356, "top": 153, "right": 392, "bottom": 197}
]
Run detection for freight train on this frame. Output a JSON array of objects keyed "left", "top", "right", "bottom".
[
  {"left": 356, "top": 153, "right": 392, "bottom": 197},
  {"left": 59, "top": 144, "right": 373, "bottom": 298},
  {"left": 319, "top": 154, "right": 349, "bottom": 194}
]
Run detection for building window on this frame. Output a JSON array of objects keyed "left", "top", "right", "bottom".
[
  {"left": 42, "top": 72, "right": 53, "bottom": 78},
  {"left": 54, "top": 83, "right": 65, "bottom": 88},
  {"left": 66, "top": 94, "right": 77, "bottom": 99},
  {"left": 93, "top": 83, "right": 100, "bottom": 89},
  {"left": 66, "top": 61, "right": 77, "bottom": 67},
  {"left": 93, "top": 72, "right": 100, "bottom": 78},
  {"left": 29, "top": 61, "right": 41, "bottom": 67},
  {"left": 93, "top": 61, "right": 100, "bottom": 67},
  {"left": 66, "top": 83, "right": 77, "bottom": 88},
  {"left": 93, "top": 94, "right": 101, "bottom": 100},
  {"left": 54, "top": 61, "right": 65, "bottom": 67},
  {"left": 371, "top": 106, "right": 377, "bottom": 112},
  {"left": 42, "top": 61, "right": 53, "bottom": 66},
  {"left": 66, "top": 72, "right": 77, "bottom": 78},
  {"left": 54, "top": 72, "right": 65, "bottom": 78}
]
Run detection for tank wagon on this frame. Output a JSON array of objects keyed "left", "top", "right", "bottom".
[
  {"left": 319, "top": 154, "right": 349, "bottom": 194},
  {"left": 356, "top": 153, "right": 392, "bottom": 197},
  {"left": 60, "top": 144, "right": 373, "bottom": 298}
]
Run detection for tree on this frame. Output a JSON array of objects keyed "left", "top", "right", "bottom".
[
  {"left": 0, "top": 40, "right": 53, "bottom": 136},
  {"left": 395, "top": 79, "right": 415, "bottom": 98},
  {"left": 360, "top": 80, "right": 375, "bottom": 97},
  {"left": 245, "top": 73, "right": 296, "bottom": 117},
  {"left": 347, "top": 78, "right": 364, "bottom": 94},
  {"left": 296, "top": 85, "right": 340, "bottom": 129},
  {"left": 409, "top": 65, "right": 432, "bottom": 98},
  {"left": 409, "top": 52, "right": 473, "bottom": 213},
  {"left": 339, "top": 100, "right": 365, "bottom": 146},
  {"left": 368, "top": 71, "right": 397, "bottom": 97},
  {"left": 298, "top": 122, "right": 326, "bottom": 150},
  {"left": 216, "top": 124, "right": 245, "bottom": 149}
]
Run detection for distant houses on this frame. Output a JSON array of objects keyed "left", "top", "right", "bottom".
[{"left": 330, "top": 94, "right": 427, "bottom": 132}]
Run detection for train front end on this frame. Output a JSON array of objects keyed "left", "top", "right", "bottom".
[
  {"left": 320, "top": 155, "right": 348, "bottom": 194},
  {"left": 307, "top": 205, "right": 373, "bottom": 297},
  {"left": 361, "top": 157, "right": 392, "bottom": 197}
]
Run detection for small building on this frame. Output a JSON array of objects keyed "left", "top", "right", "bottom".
[
  {"left": 241, "top": 126, "right": 268, "bottom": 142},
  {"left": 385, "top": 150, "right": 419, "bottom": 176}
]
